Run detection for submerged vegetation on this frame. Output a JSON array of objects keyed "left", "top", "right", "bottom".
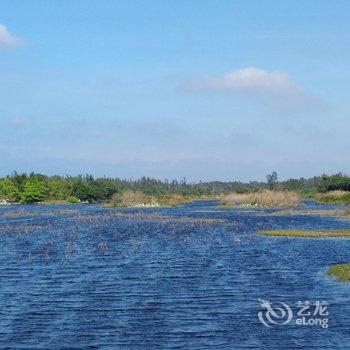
[
  {"left": 0, "top": 209, "right": 78, "bottom": 219},
  {"left": 259, "top": 229, "right": 350, "bottom": 238},
  {"left": 327, "top": 263, "right": 350, "bottom": 282},
  {"left": 269, "top": 208, "right": 350, "bottom": 218}
]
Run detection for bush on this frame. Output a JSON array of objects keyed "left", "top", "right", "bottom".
[{"left": 67, "top": 196, "right": 80, "bottom": 204}]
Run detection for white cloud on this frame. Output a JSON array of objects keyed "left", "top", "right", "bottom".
[
  {"left": 0, "top": 24, "right": 21, "bottom": 48},
  {"left": 185, "top": 67, "right": 318, "bottom": 107}
]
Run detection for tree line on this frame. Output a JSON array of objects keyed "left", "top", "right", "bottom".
[{"left": 0, "top": 171, "right": 349, "bottom": 204}]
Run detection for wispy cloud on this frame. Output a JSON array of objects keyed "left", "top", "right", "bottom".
[
  {"left": 0, "top": 24, "right": 22, "bottom": 48},
  {"left": 184, "top": 67, "right": 319, "bottom": 107}
]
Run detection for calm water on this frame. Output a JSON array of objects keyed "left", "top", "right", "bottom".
[{"left": 0, "top": 201, "right": 349, "bottom": 349}]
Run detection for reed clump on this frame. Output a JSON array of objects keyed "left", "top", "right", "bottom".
[
  {"left": 327, "top": 263, "right": 350, "bottom": 282},
  {"left": 157, "top": 194, "right": 188, "bottom": 207},
  {"left": 110, "top": 191, "right": 157, "bottom": 207},
  {"left": 110, "top": 191, "right": 190, "bottom": 207},
  {"left": 221, "top": 190, "right": 301, "bottom": 207}
]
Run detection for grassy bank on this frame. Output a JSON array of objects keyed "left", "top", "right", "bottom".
[
  {"left": 259, "top": 229, "right": 350, "bottom": 238},
  {"left": 327, "top": 263, "right": 350, "bottom": 282},
  {"left": 221, "top": 190, "right": 301, "bottom": 208},
  {"left": 316, "top": 190, "right": 350, "bottom": 205}
]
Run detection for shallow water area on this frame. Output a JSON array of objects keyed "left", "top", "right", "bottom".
[{"left": 0, "top": 200, "right": 349, "bottom": 349}]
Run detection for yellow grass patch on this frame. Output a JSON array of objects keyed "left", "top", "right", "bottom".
[
  {"left": 221, "top": 190, "right": 301, "bottom": 207},
  {"left": 327, "top": 263, "right": 350, "bottom": 282},
  {"left": 259, "top": 229, "right": 350, "bottom": 238}
]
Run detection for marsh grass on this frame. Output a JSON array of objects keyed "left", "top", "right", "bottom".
[
  {"left": 270, "top": 208, "right": 350, "bottom": 218},
  {"left": 0, "top": 224, "right": 44, "bottom": 234},
  {"left": 1, "top": 209, "right": 78, "bottom": 219},
  {"left": 221, "top": 190, "right": 301, "bottom": 207},
  {"left": 110, "top": 212, "right": 226, "bottom": 223},
  {"left": 259, "top": 229, "right": 350, "bottom": 238},
  {"left": 157, "top": 194, "right": 190, "bottom": 207},
  {"left": 2, "top": 211, "right": 37, "bottom": 218},
  {"left": 327, "top": 263, "right": 350, "bottom": 282},
  {"left": 56, "top": 209, "right": 78, "bottom": 216},
  {"left": 316, "top": 190, "right": 350, "bottom": 204},
  {"left": 110, "top": 191, "right": 193, "bottom": 208}
]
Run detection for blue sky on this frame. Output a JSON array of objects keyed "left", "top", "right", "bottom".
[{"left": 0, "top": 0, "right": 349, "bottom": 181}]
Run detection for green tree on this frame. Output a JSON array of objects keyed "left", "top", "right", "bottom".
[
  {"left": 21, "top": 180, "right": 46, "bottom": 203},
  {"left": 90, "top": 179, "right": 118, "bottom": 201},
  {"left": 266, "top": 171, "right": 278, "bottom": 190},
  {"left": 0, "top": 179, "right": 21, "bottom": 203},
  {"left": 72, "top": 181, "right": 94, "bottom": 202},
  {"left": 47, "top": 177, "right": 70, "bottom": 199}
]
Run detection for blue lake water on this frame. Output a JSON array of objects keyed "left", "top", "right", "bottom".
[{"left": 0, "top": 200, "right": 349, "bottom": 349}]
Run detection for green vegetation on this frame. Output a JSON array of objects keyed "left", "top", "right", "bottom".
[
  {"left": 281, "top": 173, "right": 350, "bottom": 200},
  {"left": 317, "top": 174, "right": 350, "bottom": 192},
  {"left": 316, "top": 191, "right": 350, "bottom": 205},
  {"left": 0, "top": 172, "right": 219, "bottom": 205},
  {"left": 21, "top": 179, "right": 46, "bottom": 204},
  {"left": 327, "top": 263, "right": 350, "bottom": 282},
  {"left": 67, "top": 196, "right": 80, "bottom": 204},
  {"left": 0, "top": 171, "right": 349, "bottom": 205},
  {"left": 157, "top": 194, "right": 191, "bottom": 207},
  {"left": 259, "top": 229, "right": 350, "bottom": 238},
  {"left": 0, "top": 179, "right": 21, "bottom": 203},
  {"left": 110, "top": 191, "right": 190, "bottom": 207},
  {"left": 221, "top": 190, "right": 301, "bottom": 207},
  {"left": 266, "top": 171, "right": 278, "bottom": 190}
]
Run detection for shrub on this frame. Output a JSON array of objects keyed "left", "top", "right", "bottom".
[{"left": 67, "top": 196, "right": 80, "bottom": 204}]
